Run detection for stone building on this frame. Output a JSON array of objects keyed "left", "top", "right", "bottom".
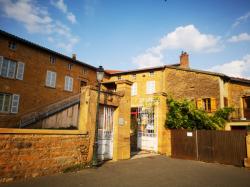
[
  {"left": 0, "top": 30, "right": 97, "bottom": 128},
  {"left": 105, "top": 52, "right": 250, "bottom": 154}
]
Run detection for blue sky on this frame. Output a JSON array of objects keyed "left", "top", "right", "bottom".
[{"left": 0, "top": 0, "right": 250, "bottom": 78}]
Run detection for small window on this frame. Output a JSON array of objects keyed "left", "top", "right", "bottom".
[
  {"left": 83, "top": 68, "right": 87, "bottom": 75},
  {"left": 149, "top": 71, "right": 154, "bottom": 76},
  {"left": 202, "top": 98, "right": 211, "bottom": 112},
  {"left": 0, "top": 93, "right": 19, "bottom": 113},
  {"left": 68, "top": 64, "right": 73, "bottom": 70},
  {"left": 146, "top": 81, "right": 155, "bottom": 94},
  {"left": 8, "top": 41, "right": 16, "bottom": 50},
  {"left": 118, "top": 75, "right": 121, "bottom": 80},
  {"left": 46, "top": 70, "right": 57, "bottom": 88},
  {"left": 50, "top": 56, "right": 56, "bottom": 64},
  {"left": 131, "top": 83, "right": 137, "bottom": 96},
  {"left": 131, "top": 74, "right": 136, "bottom": 79},
  {"left": 64, "top": 76, "right": 73, "bottom": 92}
]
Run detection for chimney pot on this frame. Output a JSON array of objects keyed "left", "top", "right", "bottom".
[
  {"left": 72, "top": 54, "right": 76, "bottom": 60},
  {"left": 180, "top": 51, "right": 189, "bottom": 68}
]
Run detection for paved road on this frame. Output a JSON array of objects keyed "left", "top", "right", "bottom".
[{"left": 1, "top": 155, "right": 250, "bottom": 187}]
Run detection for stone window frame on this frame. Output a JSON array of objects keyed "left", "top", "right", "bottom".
[{"left": 131, "top": 82, "right": 137, "bottom": 96}]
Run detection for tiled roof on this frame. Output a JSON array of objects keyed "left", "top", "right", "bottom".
[{"left": 0, "top": 29, "right": 97, "bottom": 70}]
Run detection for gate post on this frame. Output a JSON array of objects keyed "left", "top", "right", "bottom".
[
  {"left": 78, "top": 86, "right": 98, "bottom": 163},
  {"left": 113, "top": 80, "right": 132, "bottom": 161},
  {"left": 244, "top": 133, "right": 250, "bottom": 167},
  {"left": 154, "top": 92, "right": 170, "bottom": 155}
]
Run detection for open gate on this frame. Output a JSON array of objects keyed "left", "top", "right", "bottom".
[
  {"left": 137, "top": 106, "right": 158, "bottom": 152},
  {"left": 97, "top": 105, "right": 114, "bottom": 161}
]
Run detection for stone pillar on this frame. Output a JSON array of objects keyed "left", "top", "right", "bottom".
[
  {"left": 113, "top": 80, "right": 132, "bottom": 161},
  {"left": 154, "top": 92, "right": 171, "bottom": 155},
  {"left": 78, "top": 86, "right": 98, "bottom": 163},
  {"left": 244, "top": 133, "right": 250, "bottom": 168}
]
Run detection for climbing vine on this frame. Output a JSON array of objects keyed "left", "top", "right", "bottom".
[{"left": 165, "top": 97, "right": 234, "bottom": 130}]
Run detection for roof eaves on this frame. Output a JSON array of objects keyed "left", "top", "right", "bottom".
[{"left": 0, "top": 29, "right": 97, "bottom": 70}]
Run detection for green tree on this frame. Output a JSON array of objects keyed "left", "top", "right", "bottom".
[{"left": 165, "top": 97, "right": 234, "bottom": 130}]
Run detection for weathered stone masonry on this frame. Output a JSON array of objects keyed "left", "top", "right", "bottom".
[{"left": 0, "top": 133, "right": 90, "bottom": 183}]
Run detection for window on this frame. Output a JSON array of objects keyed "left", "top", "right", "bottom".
[
  {"left": 64, "top": 76, "right": 73, "bottom": 91},
  {"left": 118, "top": 75, "right": 121, "bottom": 80},
  {"left": 202, "top": 98, "right": 211, "bottom": 112},
  {"left": 46, "top": 70, "right": 57, "bottom": 88},
  {"left": 68, "top": 64, "right": 73, "bottom": 70},
  {"left": 0, "top": 93, "right": 20, "bottom": 113},
  {"left": 146, "top": 81, "right": 155, "bottom": 94},
  {"left": 50, "top": 56, "right": 56, "bottom": 64},
  {"left": 149, "top": 71, "right": 154, "bottom": 76},
  {"left": 8, "top": 41, "right": 16, "bottom": 50},
  {"left": 83, "top": 68, "right": 87, "bottom": 75},
  {"left": 0, "top": 57, "right": 25, "bottom": 80},
  {"left": 131, "top": 83, "right": 137, "bottom": 96},
  {"left": 131, "top": 74, "right": 136, "bottom": 79},
  {"left": 196, "top": 98, "right": 216, "bottom": 112}
]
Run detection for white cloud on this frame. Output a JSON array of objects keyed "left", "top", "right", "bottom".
[
  {"left": 133, "top": 25, "right": 221, "bottom": 68},
  {"left": 51, "top": 0, "right": 76, "bottom": 24},
  {"left": 0, "top": 0, "right": 79, "bottom": 53},
  {"left": 228, "top": 33, "right": 250, "bottom": 43},
  {"left": 232, "top": 11, "right": 250, "bottom": 28},
  {"left": 209, "top": 54, "right": 250, "bottom": 79}
]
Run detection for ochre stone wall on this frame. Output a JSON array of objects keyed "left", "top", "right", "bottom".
[
  {"left": 0, "top": 133, "right": 89, "bottom": 183},
  {"left": 165, "top": 68, "right": 221, "bottom": 108},
  {"left": 228, "top": 82, "right": 250, "bottom": 107},
  {"left": 0, "top": 36, "right": 97, "bottom": 128}
]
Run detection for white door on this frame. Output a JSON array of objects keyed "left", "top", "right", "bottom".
[
  {"left": 137, "top": 107, "right": 158, "bottom": 152},
  {"left": 98, "top": 106, "right": 114, "bottom": 160}
]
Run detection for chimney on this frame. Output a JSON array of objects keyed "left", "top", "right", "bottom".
[
  {"left": 72, "top": 54, "right": 76, "bottom": 60},
  {"left": 180, "top": 51, "right": 189, "bottom": 68}
]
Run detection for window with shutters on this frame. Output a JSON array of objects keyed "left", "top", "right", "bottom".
[
  {"left": 0, "top": 93, "right": 20, "bottom": 113},
  {"left": 146, "top": 81, "right": 155, "bottom": 94},
  {"left": 196, "top": 98, "right": 216, "bottom": 112},
  {"left": 64, "top": 76, "right": 73, "bottom": 91},
  {"left": 131, "top": 83, "right": 137, "bottom": 96},
  {"left": 0, "top": 57, "right": 25, "bottom": 80},
  {"left": 46, "top": 70, "right": 57, "bottom": 88}
]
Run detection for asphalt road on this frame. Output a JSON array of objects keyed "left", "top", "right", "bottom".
[{"left": 1, "top": 155, "right": 250, "bottom": 187}]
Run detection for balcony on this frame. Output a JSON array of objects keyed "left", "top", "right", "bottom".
[{"left": 230, "top": 108, "right": 250, "bottom": 121}]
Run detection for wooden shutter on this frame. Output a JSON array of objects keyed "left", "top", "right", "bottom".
[
  {"left": 196, "top": 98, "right": 203, "bottom": 109},
  {"left": 69, "top": 77, "right": 73, "bottom": 91},
  {"left": 64, "top": 76, "right": 68, "bottom": 90},
  {"left": 0, "top": 56, "right": 3, "bottom": 75},
  {"left": 46, "top": 71, "right": 51, "bottom": 86},
  {"left": 211, "top": 98, "right": 217, "bottom": 112},
  {"left": 52, "top": 72, "right": 56, "bottom": 88},
  {"left": 11, "top": 94, "right": 20, "bottom": 113},
  {"left": 16, "top": 62, "right": 25, "bottom": 80}
]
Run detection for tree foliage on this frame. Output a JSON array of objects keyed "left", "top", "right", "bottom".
[{"left": 165, "top": 97, "right": 234, "bottom": 130}]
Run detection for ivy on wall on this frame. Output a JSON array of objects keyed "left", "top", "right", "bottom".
[{"left": 165, "top": 97, "right": 234, "bottom": 130}]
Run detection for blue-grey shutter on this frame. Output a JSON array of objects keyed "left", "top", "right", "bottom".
[{"left": 0, "top": 56, "right": 3, "bottom": 76}]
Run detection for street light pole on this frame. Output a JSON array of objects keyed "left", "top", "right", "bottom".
[{"left": 92, "top": 66, "right": 104, "bottom": 167}]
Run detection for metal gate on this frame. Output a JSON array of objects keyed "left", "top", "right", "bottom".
[
  {"left": 137, "top": 107, "right": 158, "bottom": 152},
  {"left": 97, "top": 105, "right": 114, "bottom": 161},
  {"left": 171, "top": 129, "right": 247, "bottom": 166}
]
